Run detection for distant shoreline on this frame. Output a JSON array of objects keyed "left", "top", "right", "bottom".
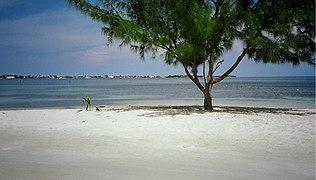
[
  {"left": 0, "top": 74, "right": 238, "bottom": 79},
  {"left": 0, "top": 74, "right": 314, "bottom": 80},
  {"left": 0, "top": 75, "right": 161, "bottom": 80}
]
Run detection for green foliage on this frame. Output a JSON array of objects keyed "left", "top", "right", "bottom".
[
  {"left": 68, "top": 0, "right": 315, "bottom": 109},
  {"left": 236, "top": 0, "right": 315, "bottom": 65},
  {"left": 68, "top": 0, "right": 315, "bottom": 67},
  {"left": 82, "top": 96, "right": 92, "bottom": 111}
]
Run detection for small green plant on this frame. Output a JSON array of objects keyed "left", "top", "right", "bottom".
[{"left": 82, "top": 96, "right": 92, "bottom": 111}]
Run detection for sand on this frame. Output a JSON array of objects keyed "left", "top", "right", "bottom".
[{"left": 0, "top": 106, "right": 314, "bottom": 180}]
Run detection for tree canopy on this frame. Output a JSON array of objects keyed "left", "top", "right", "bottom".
[{"left": 68, "top": 0, "right": 315, "bottom": 109}]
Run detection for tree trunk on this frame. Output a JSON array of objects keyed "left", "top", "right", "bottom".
[{"left": 204, "top": 84, "right": 213, "bottom": 110}]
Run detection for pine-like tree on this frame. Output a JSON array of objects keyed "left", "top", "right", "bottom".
[{"left": 68, "top": 0, "right": 315, "bottom": 110}]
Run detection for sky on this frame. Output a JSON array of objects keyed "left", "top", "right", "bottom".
[{"left": 0, "top": 0, "right": 314, "bottom": 77}]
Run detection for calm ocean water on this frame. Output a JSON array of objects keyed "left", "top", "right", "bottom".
[{"left": 0, "top": 77, "right": 314, "bottom": 109}]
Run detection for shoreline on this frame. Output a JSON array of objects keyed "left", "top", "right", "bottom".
[
  {"left": 0, "top": 106, "right": 314, "bottom": 179},
  {"left": 1, "top": 105, "right": 314, "bottom": 114}
]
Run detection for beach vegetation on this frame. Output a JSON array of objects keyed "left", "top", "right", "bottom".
[
  {"left": 83, "top": 96, "right": 92, "bottom": 111},
  {"left": 68, "top": 0, "right": 315, "bottom": 110}
]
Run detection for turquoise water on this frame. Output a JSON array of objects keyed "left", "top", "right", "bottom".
[{"left": 0, "top": 77, "right": 314, "bottom": 109}]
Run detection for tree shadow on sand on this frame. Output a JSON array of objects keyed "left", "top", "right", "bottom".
[{"left": 115, "top": 106, "right": 315, "bottom": 117}]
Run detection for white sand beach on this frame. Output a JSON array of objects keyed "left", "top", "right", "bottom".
[{"left": 0, "top": 106, "right": 314, "bottom": 180}]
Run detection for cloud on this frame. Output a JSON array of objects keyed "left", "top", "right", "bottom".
[
  {"left": 0, "top": 9, "right": 104, "bottom": 49},
  {"left": 0, "top": 0, "right": 20, "bottom": 8},
  {"left": 83, "top": 46, "right": 110, "bottom": 64},
  {"left": 0, "top": 7, "right": 136, "bottom": 66},
  {"left": 0, "top": 6, "right": 147, "bottom": 62},
  {"left": 0, "top": 5, "right": 249, "bottom": 76},
  {"left": 1, "top": 2, "right": 313, "bottom": 76}
]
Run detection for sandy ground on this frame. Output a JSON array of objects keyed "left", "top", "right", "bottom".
[{"left": 0, "top": 106, "right": 314, "bottom": 180}]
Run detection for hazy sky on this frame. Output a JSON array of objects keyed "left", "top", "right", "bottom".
[{"left": 0, "top": 0, "right": 314, "bottom": 76}]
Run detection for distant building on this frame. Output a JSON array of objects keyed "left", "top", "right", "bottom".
[{"left": 4, "top": 75, "right": 16, "bottom": 79}]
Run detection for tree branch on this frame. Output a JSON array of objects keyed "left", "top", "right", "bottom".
[
  {"left": 213, "top": 59, "right": 224, "bottom": 74},
  {"left": 203, "top": 61, "right": 207, "bottom": 86},
  {"left": 212, "top": 0, "right": 219, "bottom": 18},
  {"left": 207, "top": 48, "right": 215, "bottom": 83},
  {"left": 67, "top": 0, "right": 119, "bottom": 23},
  {"left": 212, "top": 47, "right": 249, "bottom": 84},
  {"left": 104, "top": 0, "right": 124, "bottom": 20},
  {"left": 181, "top": 63, "right": 205, "bottom": 93},
  {"left": 230, "top": 0, "right": 238, "bottom": 7}
]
